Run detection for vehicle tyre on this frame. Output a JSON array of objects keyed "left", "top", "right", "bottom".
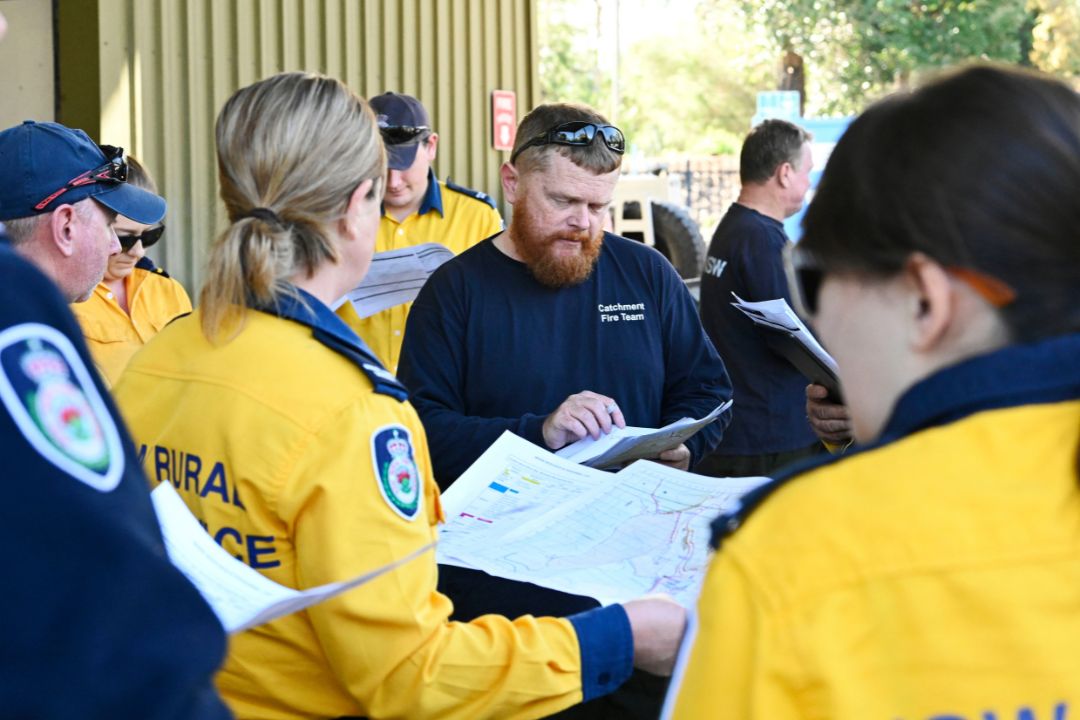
[{"left": 651, "top": 200, "right": 705, "bottom": 278}]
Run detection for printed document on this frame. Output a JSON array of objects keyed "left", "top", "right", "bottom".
[
  {"left": 151, "top": 483, "right": 433, "bottom": 632},
  {"left": 731, "top": 294, "right": 842, "bottom": 396},
  {"left": 555, "top": 400, "right": 733, "bottom": 469},
  {"left": 438, "top": 432, "right": 768, "bottom": 606},
  {"left": 333, "top": 242, "right": 454, "bottom": 318}
]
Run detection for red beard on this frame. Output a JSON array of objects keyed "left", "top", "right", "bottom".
[{"left": 509, "top": 193, "right": 604, "bottom": 288}]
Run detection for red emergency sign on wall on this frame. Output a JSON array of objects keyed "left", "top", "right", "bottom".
[{"left": 491, "top": 90, "right": 517, "bottom": 151}]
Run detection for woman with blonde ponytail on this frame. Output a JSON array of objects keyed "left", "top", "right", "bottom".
[{"left": 113, "top": 72, "right": 677, "bottom": 720}]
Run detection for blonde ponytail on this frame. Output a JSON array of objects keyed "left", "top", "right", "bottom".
[{"left": 200, "top": 72, "right": 385, "bottom": 341}]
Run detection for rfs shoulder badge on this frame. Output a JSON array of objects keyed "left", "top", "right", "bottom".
[
  {"left": 371, "top": 425, "right": 422, "bottom": 521},
  {"left": 0, "top": 323, "right": 124, "bottom": 491}
]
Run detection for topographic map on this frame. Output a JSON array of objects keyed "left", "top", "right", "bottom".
[{"left": 438, "top": 432, "right": 768, "bottom": 607}]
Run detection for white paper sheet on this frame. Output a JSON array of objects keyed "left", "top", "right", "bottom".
[
  {"left": 332, "top": 242, "right": 455, "bottom": 317},
  {"left": 437, "top": 432, "right": 767, "bottom": 607},
  {"left": 730, "top": 294, "right": 839, "bottom": 374},
  {"left": 554, "top": 400, "right": 733, "bottom": 469},
  {"left": 151, "top": 483, "right": 434, "bottom": 633}
]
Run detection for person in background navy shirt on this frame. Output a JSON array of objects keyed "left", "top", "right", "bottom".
[
  {"left": 398, "top": 101, "right": 728, "bottom": 720},
  {"left": 696, "top": 119, "right": 824, "bottom": 479},
  {"left": 0, "top": 32, "right": 229, "bottom": 713}
]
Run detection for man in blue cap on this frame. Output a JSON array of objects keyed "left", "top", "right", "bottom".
[
  {"left": 335, "top": 91, "right": 503, "bottom": 373},
  {"left": 0, "top": 109, "right": 230, "bottom": 717},
  {"left": 0, "top": 120, "right": 165, "bottom": 303}
]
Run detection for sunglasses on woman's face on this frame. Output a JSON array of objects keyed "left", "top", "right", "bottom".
[
  {"left": 783, "top": 242, "right": 1017, "bottom": 318},
  {"left": 118, "top": 224, "right": 165, "bottom": 252}
]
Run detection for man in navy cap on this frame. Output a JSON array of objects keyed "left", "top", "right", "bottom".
[
  {"left": 335, "top": 91, "right": 503, "bottom": 373},
  {"left": 0, "top": 106, "right": 230, "bottom": 717},
  {"left": 0, "top": 121, "right": 165, "bottom": 303}
]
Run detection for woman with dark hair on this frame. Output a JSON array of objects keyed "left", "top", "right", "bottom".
[{"left": 664, "top": 63, "right": 1080, "bottom": 718}]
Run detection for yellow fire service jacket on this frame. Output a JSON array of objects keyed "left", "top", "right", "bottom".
[
  {"left": 71, "top": 258, "right": 192, "bottom": 386},
  {"left": 664, "top": 333, "right": 1080, "bottom": 720},
  {"left": 114, "top": 288, "right": 631, "bottom": 720},
  {"left": 336, "top": 172, "right": 502, "bottom": 373}
]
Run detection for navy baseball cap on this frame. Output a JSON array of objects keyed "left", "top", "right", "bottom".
[
  {"left": 370, "top": 92, "right": 432, "bottom": 171},
  {"left": 0, "top": 121, "right": 166, "bottom": 224}
]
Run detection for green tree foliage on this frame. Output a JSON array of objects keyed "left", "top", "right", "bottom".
[
  {"left": 618, "top": 2, "right": 774, "bottom": 156},
  {"left": 539, "top": 0, "right": 775, "bottom": 156},
  {"left": 538, "top": 0, "right": 610, "bottom": 111},
  {"left": 537, "top": 0, "right": 1078, "bottom": 157},
  {"left": 734, "top": 0, "right": 1039, "bottom": 115}
]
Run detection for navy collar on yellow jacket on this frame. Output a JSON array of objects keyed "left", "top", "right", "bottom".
[
  {"left": 711, "top": 332, "right": 1080, "bottom": 548},
  {"left": 418, "top": 168, "right": 444, "bottom": 217},
  {"left": 260, "top": 287, "right": 409, "bottom": 402},
  {"left": 380, "top": 168, "right": 444, "bottom": 219},
  {"left": 134, "top": 256, "right": 172, "bottom": 278},
  {"left": 881, "top": 332, "right": 1080, "bottom": 442}
]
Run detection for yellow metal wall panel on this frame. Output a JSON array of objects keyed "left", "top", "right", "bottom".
[
  {"left": 0, "top": 0, "right": 56, "bottom": 128},
  {"left": 55, "top": 0, "right": 537, "bottom": 293}
]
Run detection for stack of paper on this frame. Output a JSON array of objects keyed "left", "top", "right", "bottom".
[
  {"left": 730, "top": 294, "right": 842, "bottom": 399},
  {"left": 151, "top": 483, "right": 433, "bottom": 633},
  {"left": 438, "top": 432, "right": 768, "bottom": 607},
  {"left": 333, "top": 242, "right": 455, "bottom": 318},
  {"left": 555, "top": 400, "right": 732, "bottom": 469}
]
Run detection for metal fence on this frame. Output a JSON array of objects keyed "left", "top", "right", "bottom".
[
  {"left": 665, "top": 155, "right": 740, "bottom": 237},
  {"left": 627, "top": 155, "right": 740, "bottom": 239}
]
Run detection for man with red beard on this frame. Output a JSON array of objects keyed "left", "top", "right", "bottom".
[
  {"left": 400, "top": 103, "right": 730, "bottom": 488},
  {"left": 397, "top": 104, "right": 731, "bottom": 719}
]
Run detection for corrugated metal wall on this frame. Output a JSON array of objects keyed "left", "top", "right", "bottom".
[{"left": 57, "top": 0, "right": 539, "bottom": 293}]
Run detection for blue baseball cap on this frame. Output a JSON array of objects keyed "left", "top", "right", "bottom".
[
  {"left": 370, "top": 92, "right": 432, "bottom": 171},
  {"left": 0, "top": 121, "right": 166, "bottom": 224}
]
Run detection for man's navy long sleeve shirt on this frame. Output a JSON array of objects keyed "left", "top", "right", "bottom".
[{"left": 399, "top": 233, "right": 732, "bottom": 488}]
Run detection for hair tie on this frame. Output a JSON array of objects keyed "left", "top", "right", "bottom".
[{"left": 240, "top": 207, "right": 285, "bottom": 227}]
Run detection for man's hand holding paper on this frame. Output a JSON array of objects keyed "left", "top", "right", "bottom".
[
  {"left": 555, "top": 401, "right": 733, "bottom": 470},
  {"left": 656, "top": 443, "right": 691, "bottom": 471},
  {"left": 542, "top": 390, "right": 627, "bottom": 449}
]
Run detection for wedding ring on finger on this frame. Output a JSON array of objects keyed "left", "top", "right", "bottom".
[{"left": 605, "top": 402, "right": 618, "bottom": 415}]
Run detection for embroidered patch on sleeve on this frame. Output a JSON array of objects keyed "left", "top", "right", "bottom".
[
  {"left": 0, "top": 323, "right": 124, "bottom": 491},
  {"left": 371, "top": 424, "right": 423, "bottom": 521}
]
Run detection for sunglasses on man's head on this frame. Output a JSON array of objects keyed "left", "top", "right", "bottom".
[
  {"left": 118, "top": 224, "right": 165, "bottom": 252},
  {"left": 34, "top": 144, "right": 128, "bottom": 212},
  {"left": 378, "top": 124, "right": 430, "bottom": 146},
  {"left": 509, "top": 121, "right": 626, "bottom": 164}
]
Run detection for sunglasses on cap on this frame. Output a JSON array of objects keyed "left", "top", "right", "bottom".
[
  {"left": 378, "top": 123, "right": 430, "bottom": 146},
  {"left": 34, "top": 144, "right": 128, "bottom": 212},
  {"left": 509, "top": 121, "right": 626, "bottom": 164},
  {"left": 118, "top": 224, "right": 165, "bottom": 252},
  {"left": 783, "top": 243, "right": 1017, "bottom": 318}
]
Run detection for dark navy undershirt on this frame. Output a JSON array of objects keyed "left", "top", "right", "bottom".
[{"left": 699, "top": 203, "right": 818, "bottom": 455}]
